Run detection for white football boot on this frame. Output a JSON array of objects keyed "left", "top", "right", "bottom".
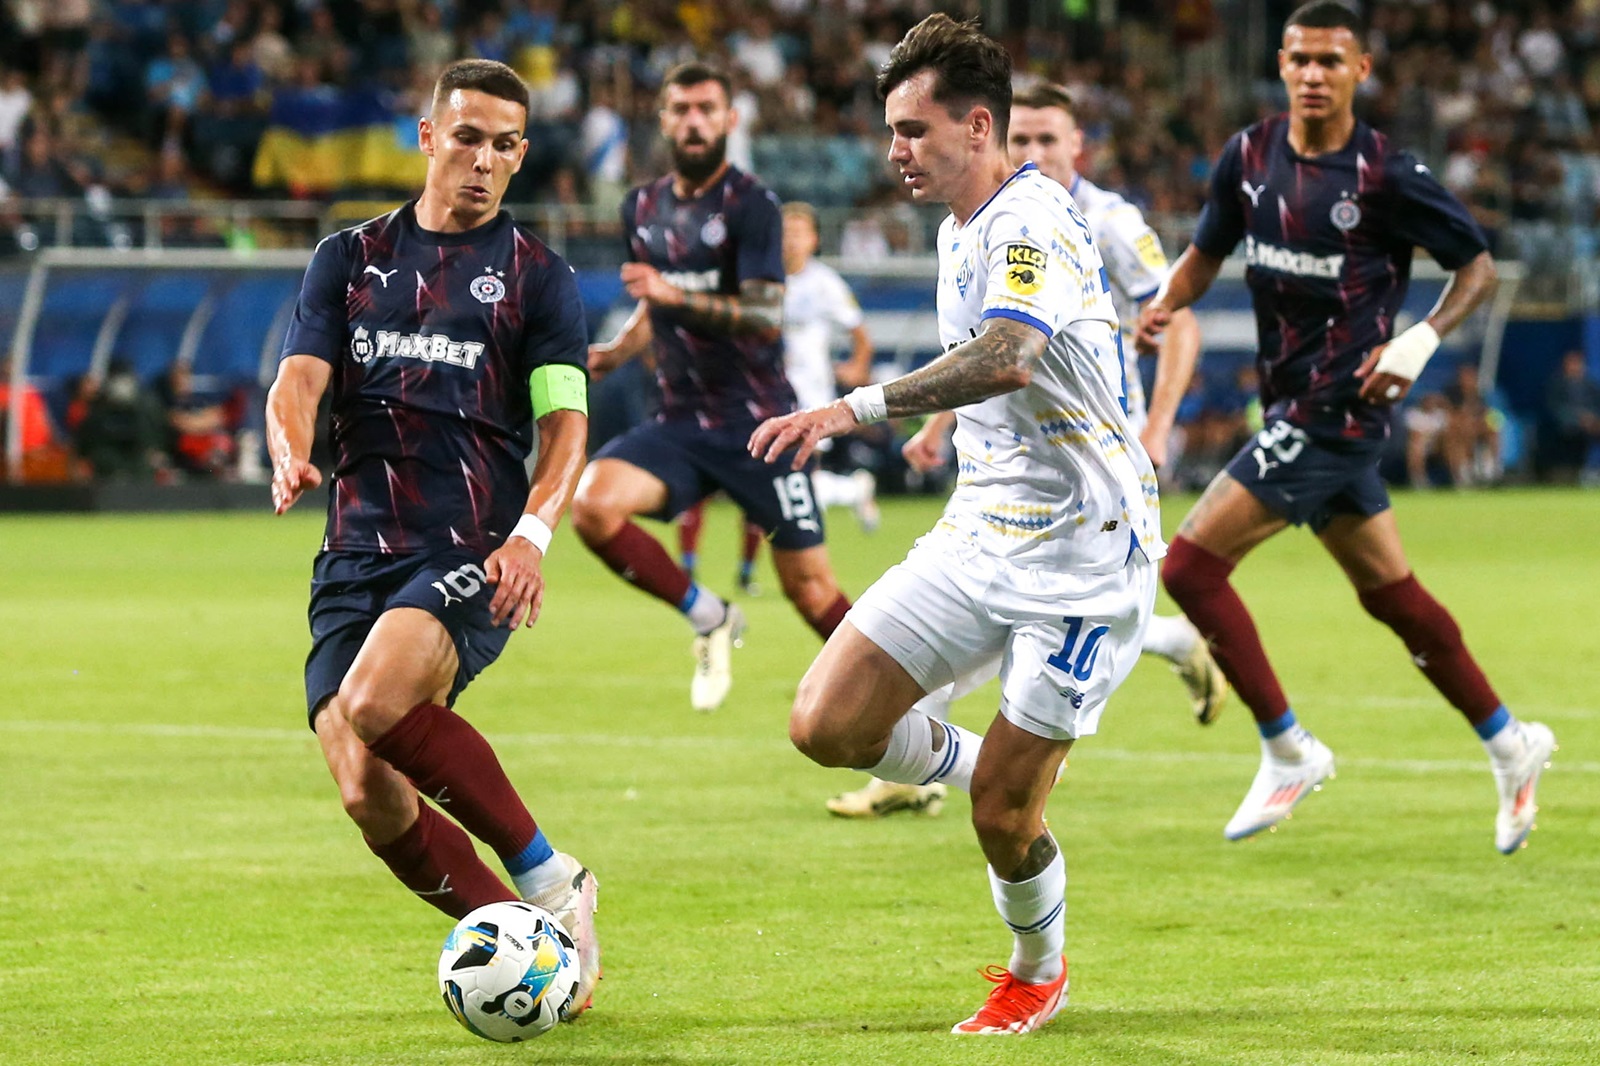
[
  {"left": 825, "top": 777, "right": 947, "bottom": 818},
  {"left": 690, "top": 604, "right": 745, "bottom": 712},
  {"left": 1173, "top": 637, "right": 1229, "bottom": 726},
  {"left": 1224, "top": 731, "right": 1336, "bottom": 840},
  {"left": 1490, "top": 721, "right": 1557, "bottom": 854},
  {"left": 527, "top": 853, "right": 600, "bottom": 1020},
  {"left": 850, "top": 469, "right": 881, "bottom": 533}
]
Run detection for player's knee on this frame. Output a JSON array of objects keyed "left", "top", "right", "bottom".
[
  {"left": 1358, "top": 576, "right": 1459, "bottom": 649},
  {"left": 336, "top": 678, "right": 404, "bottom": 745},
  {"left": 569, "top": 475, "right": 626, "bottom": 546},
  {"left": 778, "top": 567, "right": 838, "bottom": 620},
  {"left": 789, "top": 677, "right": 859, "bottom": 768}
]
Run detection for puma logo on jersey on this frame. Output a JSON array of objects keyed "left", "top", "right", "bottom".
[
  {"left": 363, "top": 265, "right": 398, "bottom": 287},
  {"left": 1242, "top": 181, "right": 1266, "bottom": 207}
]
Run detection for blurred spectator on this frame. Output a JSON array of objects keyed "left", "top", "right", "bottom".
[
  {"left": 731, "top": 15, "right": 786, "bottom": 88},
  {"left": 143, "top": 33, "right": 205, "bottom": 147},
  {"left": 0, "top": 67, "right": 32, "bottom": 154},
  {"left": 73, "top": 360, "right": 167, "bottom": 481},
  {"left": 41, "top": 0, "right": 91, "bottom": 96},
  {"left": 157, "top": 363, "right": 236, "bottom": 478},
  {"left": 1442, "top": 363, "right": 1503, "bottom": 486},
  {"left": 580, "top": 82, "right": 628, "bottom": 211},
  {"left": 1403, "top": 391, "right": 1453, "bottom": 489},
  {"left": 252, "top": 5, "right": 295, "bottom": 85},
  {"left": 1543, "top": 349, "right": 1600, "bottom": 479}
]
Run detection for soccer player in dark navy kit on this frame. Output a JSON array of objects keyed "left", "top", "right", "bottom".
[
  {"left": 1138, "top": 1, "right": 1556, "bottom": 853},
  {"left": 265, "top": 59, "right": 602, "bottom": 1014},
  {"left": 573, "top": 61, "right": 853, "bottom": 712}
]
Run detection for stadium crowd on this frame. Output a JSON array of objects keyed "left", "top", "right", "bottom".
[
  {"left": 3, "top": 1, "right": 1600, "bottom": 244},
  {"left": 2, "top": 0, "right": 1599, "bottom": 487}
]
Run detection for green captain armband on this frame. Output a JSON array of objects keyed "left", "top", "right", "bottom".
[{"left": 530, "top": 363, "right": 588, "bottom": 418}]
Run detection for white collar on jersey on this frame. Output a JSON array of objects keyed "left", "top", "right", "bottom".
[{"left": 958, "top": 161, "right": 1038, "bottom": 230}]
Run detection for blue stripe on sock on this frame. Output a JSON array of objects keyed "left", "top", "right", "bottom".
[
  {"left": 678, "top": 584, "right": 700, "bottom": 613},
  {"left": 503, "top": 828, "right": 554, "bottom": 876},
  {"left": 922, "top": 722, "right": 959, "bottom": 786},
  {"left": 1475, "top": 705, "right": 1512, "bottom": 741},
  {"left": 1004, "top": 900, "right": 1065, "bottom": 935},
  {"left": 1258, "top": 709, "right": 1297, "bottom": 740}
]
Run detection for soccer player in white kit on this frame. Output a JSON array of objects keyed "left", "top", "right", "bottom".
[
  {"left": 828, "top": 82, "right": 1228, "bottom": 822},
  {"left": 750, "top": 15, "right": 1162, "bottom": 1035}
]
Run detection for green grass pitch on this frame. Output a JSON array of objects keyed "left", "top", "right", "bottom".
[{"left": 1, "top": 489, "right": 1596, "bottom": 1064}]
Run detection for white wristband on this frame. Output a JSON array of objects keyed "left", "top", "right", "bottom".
[
  {"left": 843, "top": 384, "right": 888, "bottom": 425},
  {"left": 509, "top": 513, "right": 553, "bottom": 555},
  {"left": 1373, "top": 321, "right": 1440, "bottom": 381}
]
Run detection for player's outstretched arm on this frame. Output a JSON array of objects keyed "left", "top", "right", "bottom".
[
  {"left": 1136, "top": 246, "right": 1224, "bottom": 354},
  {"left": 1358, "top": 251, "right": 1498, "bottom": 405},
  {"left": 484, "top": 408, "right": 587, "bottom": 631},
  {"left": 265, "top": 354, "right": 331, "bottom": 514},
  {"left": 621, "top": 261, "right": 784, "bottom": 339},
  {"left": 588, "top": 300, "right": 653, "bottom": 378},
  {"left": 750, "top": 317, "right": 1045, "bottom": 469},
  {"left": 1141, "top": 306, "right": 1201, "bottom": 468}
]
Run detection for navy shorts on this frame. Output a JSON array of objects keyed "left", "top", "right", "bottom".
[
  {"left": 595, "top": 418, "right": 826, "bottom": 550},
  {"left": 1224, "top": 418, "right": 1391, "bottom": 534},
  {"left": 303, "top": 549, "right": 513, "bottom": 727}
]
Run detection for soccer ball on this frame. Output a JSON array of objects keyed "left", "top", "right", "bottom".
[{"left": 438, "top": 901, "right": 581, "bottom": 1042}]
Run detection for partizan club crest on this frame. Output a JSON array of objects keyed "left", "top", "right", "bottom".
[
  {"left": 471, "top": 270, "right": 507, "bottom": 304},
  {"left": 1330, "top": 196, "right": 1362, "bottom": 232},
  {"left": 700, "top": 214, "right": 727, "bottom": 248}
]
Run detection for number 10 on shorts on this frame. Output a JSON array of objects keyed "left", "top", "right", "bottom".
[{"left": 1047, "top": 616, "right": 1108, "bottom": 682}]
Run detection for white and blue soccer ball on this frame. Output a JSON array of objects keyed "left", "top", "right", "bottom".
[{"left": 438, "top": 901, "right": 581, "bottom": 1042}]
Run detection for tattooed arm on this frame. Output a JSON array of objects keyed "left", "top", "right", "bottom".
[
  {"left": 879, "top": 317, "right": 1045, "bottom": 417},
  {"left": 749, "top": 317, "right": 1047, "bottom": 468},
  {"left": 619, "top": 262, "right": 784, "bottom": 339}
]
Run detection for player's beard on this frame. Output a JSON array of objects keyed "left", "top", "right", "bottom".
[{"left": 671, "top": 133, "right": 727, "bottom": 186}]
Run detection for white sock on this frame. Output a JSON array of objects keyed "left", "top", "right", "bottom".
[
  {"left": 515, "top": 854, "right": 573, "bottom": 903},
  {"left": 1265, "top": 723, "right": 1314, "bottom": 761},
  {"left": 868, "top": 710, "right": 983, "bottom": 793},
  {"left": 1484, "top": 719, "right": 1526, "bottom": 761},
  {"left": 988, "top": 843, "right": 1066, "bottom": 984},
  {"left": 681, "top": 584, "right": 727, "bottom": 635},
  {"left": 812, "top": 470, "right": 861, "bottom": 509},
  {"left": 1140, "top": 613, "right": 1199, "bottom": 662}
]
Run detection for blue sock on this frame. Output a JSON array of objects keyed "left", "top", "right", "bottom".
[
  {"left": 739, "top": 560, "right": 755, "bottom": 584},
  {"left": 682, "top": 551, "right": 697, "bottom": 580},
  {"left": 1474, "top": 705, "right": 1511, "bottom": 741},
  {"left": 504, "top": 827, "right": 554, "bottom": 876},
  {"left": 505, "top": 828, "right": 567, "bottom": 901},
  {"left": 1258, "top": 708, "right": 1297, "bottom": 739}
]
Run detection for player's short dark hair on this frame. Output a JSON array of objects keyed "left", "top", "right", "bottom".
[
  {"left": 661, "top": 61, "right": 733, "bottom": 105},
  {"left": 431, "top": 59, "right": 529, "bottom": 117},
  {"left": 1284, "top": 1, "right": 1367, "bottom": 49},
  {"left": 1011, "top": 84, "right": 1075, "bottom": 120},
  {"left": 876, "top": 14, "right": 1012, "bottom": 145}
]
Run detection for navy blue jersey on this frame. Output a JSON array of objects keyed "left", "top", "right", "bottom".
[
  {"left": 281, "top": 202, "right": 587, "bottom": 555},
  {"left": 1193, "top": 115, "right": 1487, "bottom": 440},
  {"left": 622, "top": 166, "right": 794, "bottom": 427}
]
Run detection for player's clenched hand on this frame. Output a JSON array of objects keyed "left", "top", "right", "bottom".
[
  {"left": 484, "top": 538, "right": 545, "bottom": 630},
  {"left": 271, "top": 457, "right": 322, "bottom": 515},
  {"left": 749, "top": 403, "right": 858, "bottom": 470},
  {"left": 620, "top": 263, "right": 683, "bottom": 307},
  {"left": 1354, "top": 342, "right": 1413, "bottom": 406},
  {"left": 1135, "top": 303, "right": 1171, "bottom": 354},
  {"left": 901, "top": 421, "right": 949, "bottom": 473},
  {"left": 588, "top": 343, "right": 621, "bottom": 379}
]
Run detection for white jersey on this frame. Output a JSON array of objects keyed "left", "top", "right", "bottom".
[
  {"left": 782, "top": 259, "right": 863, "bottom": 412},
  {"left": 931, "top": 163, "right": 1163, "bottom": 573},
  {"left": 1067, "top": 175, "right": 1170, "bottom": 427}
]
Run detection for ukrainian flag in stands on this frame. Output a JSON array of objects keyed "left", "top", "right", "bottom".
[{"left": 253, "top": 87, "right": 427, "bottom": 196}]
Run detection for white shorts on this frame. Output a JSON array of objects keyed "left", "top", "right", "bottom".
[{"left": 846, "top": 538, "right": 1157, "bottom": 740}]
